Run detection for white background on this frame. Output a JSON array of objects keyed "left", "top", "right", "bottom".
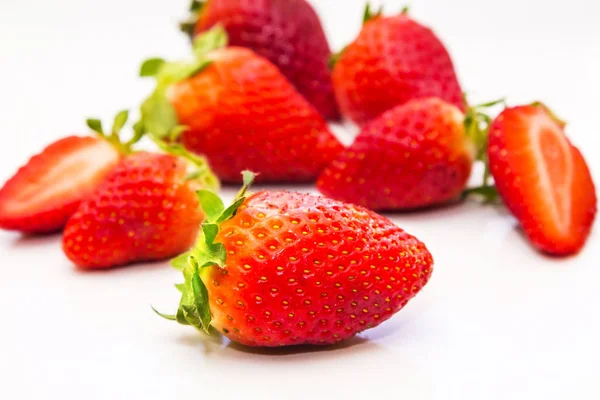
[{"left": 0, "top": 0, "right": 599, "bottom": 399}]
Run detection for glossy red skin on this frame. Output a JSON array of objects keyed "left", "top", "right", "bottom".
[
  {"left": 63, "top": 152, "right": 204, "bottom": 269},
  {"left": 318, "top": 98, "right": 473, "bottom": 211},
  {"left": 171, "top": 47, "right": 343, "bottom": 183},
  {"left": 332, "top": 15, "right": 465, "bottom": 126},
  {"left": 0, "top": 136, "right": 120, "bottom": 234},
  {"left": 488, "top": 105, "right": 597, "bottom": 256},
  {"left": 195, "top": 0, "right": 340, "bottom": 120},
  {"left": 202, "top": 191, "right": 433, "bottom": 347}
]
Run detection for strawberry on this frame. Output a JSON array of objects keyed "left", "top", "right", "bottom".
[
  {"left": 0, "top": 115, "right": 132, "bottom": 233},
  {"left": 487, "top": 103, "right": 597, "bottom": 256},
  {"left": 139, "top": 27, "right": 343, "bottom": 183},
  {"left": 155, "top": 172, "right": 433, "bottom": 347},
  {"left": 331, "top": 6, "right": 464, "bottom": 125},
  {"left": 317, "top": 97, "right": 493, "bottom": 211},
  {"left": 62, "top": 147, "right": 218, "bottom": 269},
  {"left": 181, "top": 0, "right": 340, "bottom": 120}
]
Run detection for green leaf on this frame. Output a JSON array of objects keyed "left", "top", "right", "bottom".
[
  {"left": 190, "top": 223, "right": 226, "bottom": 268},
  {"left": 111, "top": 109, "right": 129, "bottom": 136},
  {"left": 152, "top": 306, "right": 177, "bottom": 321},
  {"left": 202, "top": 223, "right": 219, "bottom": 246},
  {"left": 171, "top": 252, "right": 191, "bottom": 271},
  {"left": 175, "top": 283, "right": 185, "bottom": 293},
  {"left": 188, "top": 0, "right": 204, "bottom": 12},
  {"left": 86, "top": 118, "right": 104, "bottom": 135},
  {"left": 190, "top": 265, "right": 211, "bottom": 331},
  {"left": 170, "top": 125, "right": 188, "bottom": 141},
  {"left": 140, "top": 58, "right": 166, "bottom": 77},
  {"left": 140, "top": 88, "right": 179, "bottom": 139},
  {"left": 197, "top": 190, "right": 225, "bottom": 223},
  {"left": 462, "top": 185, "right": 500, "bottom": 203},
  {"left": 192, "top": 25, "right": 228, "bottom": 57},
  {"left": 155, "top": 59, "right": 212, "bottom": 86},
  {"left": 217, "top": 197, "right": 245, "bottom": 224}
]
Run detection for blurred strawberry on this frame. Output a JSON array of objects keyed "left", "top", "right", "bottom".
[
  {"left": 331, "top": 5, "right": 464, "bottom": 125},
  {"left": 318, "top": 98, "right": 492, "bottom": 210},
  {"left": 181, "top": 0, "right": 340, "bottom": 120},
  {"left": 63, "top": 145, "right": 218, "bottom": 269},
  {"left": 139, "top": 27, "right": 343, "bottom": 183}
]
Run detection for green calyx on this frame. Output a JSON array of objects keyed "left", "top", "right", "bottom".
[
  {"left": 138, "top": 25, "right": 228, "bottom": 141},
  {"left": 153, "top": 171, "right": 255, "bottom": 333},
  {"left": 462, "top": 97, "right": 506, "bottom": 203},
  {"left": 179, "top": 0, "right": 207, "bottom": 40},
  {"left": 363, "top": 3, "right": 384, "bottom": 24},
  {"left": 152, "top": 137, "right": 220, "bottom": 191},
  {"left": 86, "top": 109, "right": 145, "bottom": 154}
]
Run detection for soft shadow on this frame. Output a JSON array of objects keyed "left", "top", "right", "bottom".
[
  {"left": 70, "top": 259, "right": 170, "bottom": 275},
  {"left": 226, "top": 335, "right": 369, "bottom": 356},
  {"left": 220, "top": 181, "right": 316, "bottom": 192},
  {"left": 381, "top": 197, "right": 466, "bottom": 216},
  {"left": 10, "top": 232, "right": 61, "bottom": 248},
  {"left": 175, "top": 330, "right": 374, "bottom": 357}
]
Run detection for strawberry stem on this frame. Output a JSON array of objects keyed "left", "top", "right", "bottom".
[
  {"left": 151, "top": 137, "right": 220, "bottom": 191},
  {"left": 462, "top": 97, "right": 506, "bottom": 198},
  {"left": 86, "top": 109, "right": 140, "bottom": 154}
]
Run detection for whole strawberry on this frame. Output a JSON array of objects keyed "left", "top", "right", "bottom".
[
  {"left": 140, "top": 27, "right": 343, "bottom": 183},
  {"left": 332, "top": 6, "right": 464, "bottom": 125},
  {"left": 0, "top": 111, "right": 139, "bottom": 234},
  {"left": 63, "top": 147, "right": 218, "bottom": 269},
  {"left": 487, "top": 103, "right": 597, "bottom": 256},
  {"left": 318, "top": 98, "right": 482, "bottom": 210},
  {"left": 182, "top": 0, "right": 340, "bottom": 120},
  {"left": 156, "top": 173, "right": 433, "bottom": 347}
]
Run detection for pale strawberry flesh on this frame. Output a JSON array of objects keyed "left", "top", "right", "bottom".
[{"left": 0, "top": 136, "right": 120, "bottom": 233}]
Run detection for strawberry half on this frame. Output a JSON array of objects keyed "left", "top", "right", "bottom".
[
  {"left": 487, "top": 104, "right": 597, "bottom": 256},
  {"left": 139, "top": 27, "right": 343, "bottom": 183},
  {"left": 63, "top": 148, "right": 217, "bottom": 269},
  {"left": 331, "top": 6, "right": 464, "bottom": 125},
  {"left": 0, "top": 136, "right": 120, "bottom": 234},
  {"left": 182, "top": 0, "right": 340, "bottom": 120},
  {"left": 155, "top": 172, "right": 434, "bottom": 347}
]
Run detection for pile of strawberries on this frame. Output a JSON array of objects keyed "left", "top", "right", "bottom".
[{"left": 0, "top": 1, "right": 596, "bottom": 348}]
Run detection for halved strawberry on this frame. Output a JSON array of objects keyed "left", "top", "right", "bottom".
[
  {"left": 0, "top": 136, "right": 120, "bottom": 233},
  {"left": 487, "top": 104, "right": 597, "bottom": 256}
]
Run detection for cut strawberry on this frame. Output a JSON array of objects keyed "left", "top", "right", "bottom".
[
  {"left": 488, "top": 104, "right": 597, "bottom": 256},
  {"left": 0, "top": 136, "right": 121, "bottom": 234}
]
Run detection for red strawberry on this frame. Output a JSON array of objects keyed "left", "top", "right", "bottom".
[
  {"left": 140, "top": 27, "right": 343, "bottom": 183},
  {"left": 63, "top": 150, "right": 218, "bottom": 269},
  {"left": 331, "top": 6, "right": 464, "bottom": 125},
  {"left": 0, "top": 136, "right": 120, "bottom": 234},
  {"left": 317, "top": 98, "right": 484, "bottom": 210},
  {"left": 487, "top": 103, "right": 597, "bottom": 256},
  {"left": 182, "top": 0, "right": 340, "bottom": 120},
  {"left": 155, "top": 173, "right": 433, "bottom": 347}
]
